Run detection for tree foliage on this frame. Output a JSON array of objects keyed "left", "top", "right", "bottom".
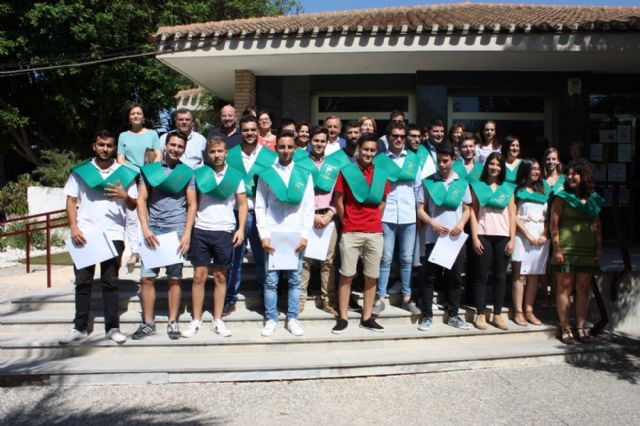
[{"left": 0, "top": 1, "right": 301, "bottom": 165}]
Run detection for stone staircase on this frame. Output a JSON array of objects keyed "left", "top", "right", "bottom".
[{"left": 0, "top": 263, "right": 624, "bottom": 385}]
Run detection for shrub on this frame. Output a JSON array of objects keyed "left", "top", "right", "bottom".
[
  {"left": 1, "top": 222, "right": 47, "bottom": 250},
  {"left": 0, "top": 174, "right": 39, "bottom": 216},
  {"left": 33, "top": 149, "right": 80, "bottom": 187}
]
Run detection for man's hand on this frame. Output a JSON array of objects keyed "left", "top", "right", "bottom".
[
  {"left": 295, "top": 238, "right": 308, "bottom": 255},
  {"left": 177, "top": 234, "right": 190, "bottom": 255},
  {"left": 232, "top": 229, "right": 245, "bottom": 248},
  {"left": 143, "top": 228, "right": 159, "bottom": 249},
  {"left": 104, "top": 181, "right": 127, "bottom": 200},
  {"left": 70, "top": 226, "right": 86, "bottom": 246},
  {"left": 261, "top": 238, "right": 275, "bottom": 254}
]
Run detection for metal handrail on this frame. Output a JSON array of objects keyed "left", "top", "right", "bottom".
[{"left": 0, "top": 209, "right": 69, "bottom": 288}]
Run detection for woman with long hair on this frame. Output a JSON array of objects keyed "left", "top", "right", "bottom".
[
  {"left": 503, "top": 135, "right": 522, "bottom": 183},
  {"left": 469, "top": 152, "right": 516, "bottom": 330},
  {"left": 543, "top": 147, "right": 564, "bottom": 194},
  {"left": 448, "top": 123, "right": 465, "bottom": 154},
  {"left": 117, "top": 103, "right": 161, "bottom": 269},
  {"left": 511, "top": 158, "right": 549, "bottom": 326},
  {"left": 358, "top": 116, "right": 378, "bottom": 135},
  {"left": 296, "top": 120, "right": 311, "bottom": 149},
  {"left": 475, "top": 120, "right": 501, "bottom": 164},
  {"left": 549, "top": 159, "right": 604, "bottom": 344}
]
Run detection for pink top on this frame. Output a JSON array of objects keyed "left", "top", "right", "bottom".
[
  {"left": 258, "top": 135, "right": 276, "bottom": 151},
  {"left": 312, "top": 155, "right": 336, "bottom": 214},
  {"left": 477, "top": 205, "right": 510, "bottom": 237}
]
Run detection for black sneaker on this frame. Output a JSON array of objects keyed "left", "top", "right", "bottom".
[
  {"left": 132, "top": 322, "right": 156, "bottom": 340},
  {"left": 222, "top": 302, "right": 236, "bottom": 317},
  {"left": 332, "top": 319, "right": 349, "bottom": 334},
  {"left": 359, "top": 317, "right": 384, "bottom": 332},
  {"left": 167, "top": 321, "right": 181, "bottom": 340}
]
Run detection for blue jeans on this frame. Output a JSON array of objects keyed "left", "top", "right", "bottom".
[
  {"left": 263, "top": 255, "right": 303, "bottom": 321},
  {"left": 378, "top": 222, "right": 416, "bottom": 298},
  {"left": 226, "top": 210, "right": 266, "bottom": 304}
]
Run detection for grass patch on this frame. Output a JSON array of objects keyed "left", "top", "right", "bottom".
[{"left": 19, "top": 251, "right": 73, "bottom": 265}]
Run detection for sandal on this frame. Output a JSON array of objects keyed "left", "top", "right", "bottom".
[
  {"left": 513, "top": 311, "right": 527, "bottom": 327},
  {"left": 525, "top": 311, "right": 542, "bottom": 326},
  {"left": 575, "top": 328, "right": 592, "bottom": 344},
  {"left": 560, "top": 328, "right": 575, "bottom": 345}
]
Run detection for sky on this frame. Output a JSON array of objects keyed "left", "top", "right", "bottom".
[{"left": 301, "top": 0, "right": 639, "bottom": 13}]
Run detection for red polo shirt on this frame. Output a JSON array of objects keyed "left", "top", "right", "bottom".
[{"left": 335, "top": 162, "right": 390, "bottom": 233}]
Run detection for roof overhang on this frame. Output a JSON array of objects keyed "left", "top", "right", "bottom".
[{"left": 156, "top": 31, "right": 640, "bottom": 99}]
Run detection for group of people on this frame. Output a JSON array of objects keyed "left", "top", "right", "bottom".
[{"left": 59, "top": 104, "right": 604, "bottom": 346}]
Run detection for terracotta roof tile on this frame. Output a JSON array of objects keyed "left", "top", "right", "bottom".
[{"left": 154, "top": 3, "right": 640, "bottom": 43}]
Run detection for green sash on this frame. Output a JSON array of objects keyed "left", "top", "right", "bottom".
[
  {"left": 555, "top": 190, "right": 604, "bottom": 218},
  {"left": 505, "top": 161, "right": 521, "bottom": 183},
  {"left": 544, "top": 175, "right": 565, "bottom": 194},
  {"left": 72, "top": 160, "right": 138, "bottom": 191},
  {"left": 453, "top": 160, "right": 483, "bottom": 183},
  {"left": 194, "top": 165, "right": 244, "bottom": 200},
  {"left": 226, "top": 145, "right": 277, "bottom": 197},
  {"left": 341, "top": 162, "right": 387, "bottom": 204},
  {"left": 259, "top": 163, "right": 311, "bottom": 205},
  {"left": 422, "top": 176, "right": 469, "bottom": 209},
  {"left": 292, "top": 149, "right": 316, "bottom": 175},
  {"left": 373, "top": 151, "right": 419, "bottom": 183},
  {"left": 516, "top": 188, "right": 549, "bottom": 204},
  {"left": 415, "top": 145, "right": 429, "bottom": 168},
  {"left": 471, "top": 181, "right": 516, "bottom": 210},
  {"left": 313, "top": 150, "right": 351, "bottom": 192},
  {"left": 141, "top": 162, "right": 193, "bottom": 194}
]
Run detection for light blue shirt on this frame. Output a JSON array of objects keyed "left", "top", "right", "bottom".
[
  {"left": 160, "top": 131, "right": 206, "bottom": 169},
  {"left": 117, "top": 130, "right": 161, "bottom": 171},
  {"left": 381, "top": 149, "right": 422, "bottom": 225}
]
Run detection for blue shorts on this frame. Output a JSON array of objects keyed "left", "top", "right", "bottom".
[
  {"left": 140, "top": 225, "right": 184, "bottom": 279},
  {"left": 190, "top": 228, "right": 233, "bottom": 268}
]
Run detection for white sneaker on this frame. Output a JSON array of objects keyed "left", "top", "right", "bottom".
[
  {"left": 287, "top": 319, "right": 304, "bottom": 336},
  {"left": 261, "top": 319, "right": 277, "bottom": 337},
  {"left": 106, "top": 328, "right": 127, "bottom": 344},
  {"left": 213, "top": 319, "right": 232, "bottom": 337},
  {"left": 59, "top": 328, "right": 88, "bottom": 344},
  {"left": 181, "top": 320, "right": 203, "bottom": 338},
  {"left": 387, "top": 281, "right": 403, "bottom": 295}
]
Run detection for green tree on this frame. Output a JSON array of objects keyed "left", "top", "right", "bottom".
[{"left": 0, "top": 0, "right": 301, "bottom": 165}]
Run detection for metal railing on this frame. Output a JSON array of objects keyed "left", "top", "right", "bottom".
[{"left": 0, "top": 209, "right": 69, "bottom": 288}]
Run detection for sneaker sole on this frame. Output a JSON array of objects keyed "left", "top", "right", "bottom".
[
  {"left": 417, "top": 326, "right": 432, "bottom": 331},
  {"left": 359, "top": 324, "right": 384, "bottom": 332},
  {"left": 214, "top": 328, "right": 232, "bottom": 337},
  {"left": 131, "top": 331, "right": 156, "bottom": 340},
  {"left": 331, "top": 328, "right": 347, "bottom": 334}
]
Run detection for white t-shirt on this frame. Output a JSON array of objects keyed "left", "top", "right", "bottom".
[
  {"left": 195, "top": 165, "right": 246, "bottom": 232},
  {"left": 160, "top": 131, "right": 206, "bottom": 169},
  {"left": 63, "top": 160, "right": 138, "bottom": 241}
]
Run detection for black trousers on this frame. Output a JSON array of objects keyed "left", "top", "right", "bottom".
[
  {"left": 473, "top": 235, "right": 509, "bottom": 315},
  {"left": 421, "top": 243, "right": 465, "bottom": 318},
  {"left": 73, "top": 241, "right": 125, "bottom": 332}
]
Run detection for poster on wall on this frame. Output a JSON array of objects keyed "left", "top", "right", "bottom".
[
  {"left": 607, "top": 163, "right": 626, "bottom": 182},
  {"left": 590, "top": 144, "right": 603, "bottom": 161},
  {"left": 617, "top": 125, "right": 631, "bottom": 144},
  {"left": 595, "top": 163, "right": 607, "bottom": 182},
  {"left": 617, "top": 144, "right": 632, "bottom": 162},
  {"left": 599, "top": 130, "right": 617, "bottom": 143}
]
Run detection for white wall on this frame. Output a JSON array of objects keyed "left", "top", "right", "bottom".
[{"left": 27, "top": 186, "right": 66, "bottom": 216}]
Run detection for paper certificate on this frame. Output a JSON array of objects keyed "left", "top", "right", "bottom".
[
  {"left": 304, "top": 222, "right": 335, "bottom": 261},
  {"left": 139, "top": 231, "right": 184, "bottom": 269},
  {"left": 428, "top": 232, "right": 468, "bottom": 270},
  {"left": 268, "top": 231, "right": 301, "bottom": 271},
  {"left": 66, "top": 230, "right": 118, "bottom": 269},
  {"left": 420, "top": 154, "right": 437, "bottom": 179},
  {"left": 520, "top": 240, "right": 550, "bottom": 275}
]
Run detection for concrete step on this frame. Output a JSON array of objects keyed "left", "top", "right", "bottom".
[{"left": 0, "top": 330, "right": 622, "bottom": 385}]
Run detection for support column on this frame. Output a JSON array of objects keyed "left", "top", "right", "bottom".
[{"left": 234, "top": 70, "right": 256, "bottom": 120}]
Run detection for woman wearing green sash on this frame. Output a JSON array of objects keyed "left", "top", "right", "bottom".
[
  {"left": 543, "top": 147, "right": 565, "bottom": 195},
  {"left": 511, "top": 159, "right": 549, "bottom": 327},
  {"left": 549, "top": 159, "right": 603, "bottom": 345},
  {"left": 503, "top": 135, "right": 522, "bottom": 184},
  {"left": 470, "top": 152, "right": 517, "bottom": 331}
]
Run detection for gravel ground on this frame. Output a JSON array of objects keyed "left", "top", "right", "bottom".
[{"left": 1, "top": 363, "right": 639, "bottom": 425}]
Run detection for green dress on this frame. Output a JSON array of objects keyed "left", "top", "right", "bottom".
[{"left": 548, "top": 197, "right": 600, "bottom": 274}]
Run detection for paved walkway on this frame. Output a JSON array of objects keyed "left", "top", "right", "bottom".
[{"left": 1, "top": 360, "right": 639, "bottom": 425}]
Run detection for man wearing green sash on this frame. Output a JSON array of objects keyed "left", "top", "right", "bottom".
[
  {"left": 181, "top": 136, "right": 248, "bottom": 338},
  {"left": 332, "top": 133, "right": 390, "bottom": 334},
  {"left": 255, "top": 131, "right": 315, "bottom": 337},
  {"left": 416, "top": 143, "right": 472, "bottom": 332},
  {"left": 453, "top": 132, "right": 483, "bottom": 183},
  {"left": 133, "top": 131, "right": 197, "bottom": 340},
  {"left": 224, "top": 116, "right": 273, "bottom": 317},
  {"left": 59, "top": 130, "right": 138, "bottom": 345},
  {"left": 423, "top": 119, "right": 446, "bottom": 160},
  {"left": 371, "top": 122, "right": 422, "bottom": 316}
]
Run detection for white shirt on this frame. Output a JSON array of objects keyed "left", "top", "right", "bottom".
[
  {"left": 237, "top": 144, "right": 268, "bottom": 210},
  {"left": 324, "top": 140, "right": 342, "bottom": 156},
  {"left": 381, "top": 149, "right": 422, "bottom": 225},
  {"left": 160, "top": 131, "right": 206, "bottom": 169},
  {"left": 195, "top": 165, "right": 245, "bottom": 232},
  {"left": 255, "top": 160, "right": 315, "bottom": 240},
  {"left": 63, "top": 159, "right": 138, "bottom": 241},
  {"left": 417, "top": 171, "right": 471, "bottom": 244}
]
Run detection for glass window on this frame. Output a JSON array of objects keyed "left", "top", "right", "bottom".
[
  {"left": 318, "top": 96, "right": 409, "bottom": 113},
  {"left": 452, "top": 96, "right": 544, "bottom": 113}
]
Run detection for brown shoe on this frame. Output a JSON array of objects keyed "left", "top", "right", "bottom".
[
  {"left": 491, "top": 314, "right": 509, "bottom": 330},
  {"left": 474, "top": 314, "right": 488, "bottom": 330},
  {"left": 561, "top": 328, "right": 576, "bottom": 345},
  {"left": 321, "top": 304, "right": 339, "bottom": 316},
  {"left": 525, "top": 311, "right": 542, "bottom": 325},
  {"left": 513, "top": 311, "right": 527, "bottom": 327}
]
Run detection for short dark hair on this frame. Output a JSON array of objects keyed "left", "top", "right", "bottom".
[
  {"left": 389, "top": 109, "right": 405, "bottom": 121},
  {"left": 296, "top": 120, "right": 310, "bottom": 132},
  {"left": 460, "top": 132, "right": 477, "bottom": 144},
  {"left": 480, "top": 152, "right": 507, "bottom": 184},
  {"left": 429, "top": 119, "right": 445, "bottom": 129},
  {"left": 277, "top": 129, "right": 296, "bottom": 141},
  {"left": 387, "top": 121, "right": 406, "bottom": 136},
  {"left": 406, "top": 123, "right": 420, "bottom": 133},
  {"left": 240, "top": 115, "right": 258, "bottom": 127},
  {"left": 175, "top": 108, "right": 193, "bottom": 117},
  {"left": 166, "top": 131, "right": 188, "bottom": 145},
  {"left": 344, "top": 120, "right": 361, "bottom": 132},
  {"left": 310, "top": 125, "right": 329, "bottom": 138},
  {"left": 565, "top": 159, "right": 596, "bottom": 197},
  {"left": 436, "top": 142, "right": 456, "bottom": 158},
  {"left": 278, "top": 118, "right": 296, "bottom": 134},
  {"left": 358, "top": 132, "right": 379, "bottom": 147},
  {"left": 94, "top": 129, "right": 115, "bottom": 142}
]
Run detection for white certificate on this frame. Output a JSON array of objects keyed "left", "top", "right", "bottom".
[
  {"left": 428, "top": 232, "right": 468, "bottom": 270},
  {"left": 520, "top": 240, "right": 550, "bottom": 275},
  {"left": 304, "top": 222, "right": 335, "bottom": 261},
  {"left": 139, "top": 231, "right": 183, "bottom": 269},
  {"left": 66, "top": 230, "right": 118, "bottom": 269},
  {"left": 420, "top": 154, "right": 437, "bottom": 179},
  {"left": 268, "top": 231, "right": 301, "bottom": 271}
]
